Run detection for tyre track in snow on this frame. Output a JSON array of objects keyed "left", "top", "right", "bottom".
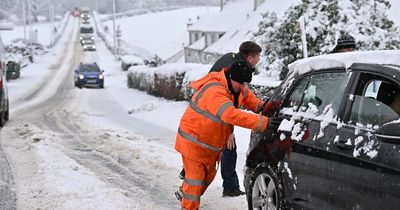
[{"left": 0, "top": 145, "right": 16, "bottom": 210}]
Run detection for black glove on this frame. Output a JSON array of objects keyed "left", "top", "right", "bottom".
[{"left": 267, "top": 116, "right": 283, "bottom": 132}]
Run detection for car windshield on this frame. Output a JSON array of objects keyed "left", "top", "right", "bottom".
[
  {"left": 80, "top": 27, "right": 93, "bottom": 33},
  {"left": 81, "top": 64, "right": 99, "bottom": 72},
  {"left": 84, "top": 40, "right": 94, "bottom": 44}
]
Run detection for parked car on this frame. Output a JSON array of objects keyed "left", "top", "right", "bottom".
[
  {"left": 82, "top": 39, "right": 96, "bottom": 51},
  {"left": 74, "top": 62, "right": 104, "bottom": 88},
  {"left": 0, "top": 36, "right": 9, "bottom": 127},
  {"left": 120, "top": 55, "right": 144, "bottom": 71},
  {"left": 6, "top": 60, "right": 20, "bottom": 80},
  {"left": 244, "top": 50, "right": 400, "bottom": 210}
]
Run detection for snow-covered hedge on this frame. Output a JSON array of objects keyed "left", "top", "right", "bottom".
[
  {"left": 127, "top": 63, "right": 280, "bottom": 101},
  {"left": 127, "top": 63, "right": 209, "bottom": 100}
]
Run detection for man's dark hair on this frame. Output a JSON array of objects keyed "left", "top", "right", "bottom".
[{"left": 239, "top": 41, "right": 262, "bottom": 57}]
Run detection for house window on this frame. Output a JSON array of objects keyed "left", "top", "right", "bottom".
[{"left": 211, "top": 34, "right": 218, "bottom": 44}]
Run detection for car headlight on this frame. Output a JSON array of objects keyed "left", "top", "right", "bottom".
[
  {"left": 91, "top": 37, "right": 94, "bottom": 40},
  {"left": 99, "top": 74, "right": 104, "bottom": 79},
  {"left": 80, "top": 37, "right": 83, "bottom": 40},
  {"left": 79, "top": 74, "right": 84, "bottom": 79}
]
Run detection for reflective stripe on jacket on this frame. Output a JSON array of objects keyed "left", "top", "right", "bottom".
[{"left": 175, "top": 69, "right": 268, "bottom": 165}]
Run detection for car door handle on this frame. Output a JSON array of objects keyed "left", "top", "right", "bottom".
[{"left": 333, "top": 140, "right": 354, "bottom": 150}]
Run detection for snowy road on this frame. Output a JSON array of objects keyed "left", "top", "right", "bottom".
[{"left": 0, "top": 15, "right": 249, "bottom": 210}]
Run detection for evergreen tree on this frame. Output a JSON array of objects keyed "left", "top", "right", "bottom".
[{"left": 254, "top": 0, "right": 400, "bottom": 80}]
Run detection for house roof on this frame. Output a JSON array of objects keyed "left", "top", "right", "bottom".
[
  {"left": 190, "top": 36, "right": 206, "bottom": 50},
  {"left": 187, "top": 0, "right": 296, "bottom": 54},
  {"left": 189, "top": 0, "right": 254, "bottom": 33}
]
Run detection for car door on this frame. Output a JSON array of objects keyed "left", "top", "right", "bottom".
[
  {"left": 276, "top": 69, "right": 351, "bottom": 209},
  {"left": 328, "top": 69, "right": 400, "bottom": 210}
]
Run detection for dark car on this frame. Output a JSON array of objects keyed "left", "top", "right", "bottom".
[
  {"left": 244, "top": 50, "right": 400, "bottom": 210},
  {"left": 74, "top": 63, "right": 104, "bottom": 88},
  {"left": 6, "top": 60, "right": 20, "bottom": 80}
]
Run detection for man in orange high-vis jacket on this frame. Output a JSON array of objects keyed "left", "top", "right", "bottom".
[{"left": 175, "top": 61, "right": 282, "bottom": 210}]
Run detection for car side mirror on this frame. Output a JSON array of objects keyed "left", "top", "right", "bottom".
[
  {"left": 74, "top": 70, "right": 78, "bottom": 73},
  {"left": 376, "top": 121, "right": 400, "bottom": 144},
  {"left": 101, "top": 70, "right": 104, "bottom": 73}
]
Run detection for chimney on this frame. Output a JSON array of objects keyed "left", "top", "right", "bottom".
[
  {"left": 254, "top": 0, "right": 257, "bottom": 11},
  {"left": 220, "top": 0, "right": 223, "bottom": 11}
]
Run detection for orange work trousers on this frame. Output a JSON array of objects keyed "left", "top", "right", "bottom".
[{"left": 181, "top": 156, "right": 217, "bottom": 210}]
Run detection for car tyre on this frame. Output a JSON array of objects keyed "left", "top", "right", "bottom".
[
  {"left": 0, "top": 111, "right": 4, "bottom": 127},
  {"left": 4, "top": 100, "right": 9, "bottom": 121},
  {"left": 245, "top": 163, "right": 286, "bottom": 210}
]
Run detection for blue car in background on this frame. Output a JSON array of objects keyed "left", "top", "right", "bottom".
[{"left": 74, "top": 63, "right": 104, "bottom": 88}]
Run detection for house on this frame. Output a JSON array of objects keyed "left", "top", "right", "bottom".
[{"left": 184, "top": 0, "right": 293, "bottom": 65}]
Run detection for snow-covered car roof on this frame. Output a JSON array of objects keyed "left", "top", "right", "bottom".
[{"left": 288, "top": 50, "right": 400, "bottom": 76}]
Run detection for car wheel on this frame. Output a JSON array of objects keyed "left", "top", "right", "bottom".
[
  {"left": 245, "top": 163, "right": 285, "bottom": 210},
  {"left": 0, "top": 112, "right": 4, "bottom": 127},
  {"left": 5, "top": 100, "right": 9, "bottom": 121}
]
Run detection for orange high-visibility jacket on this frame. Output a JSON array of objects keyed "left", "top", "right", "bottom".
[{"left": 175, "top": 69, "right": 268, "bottom": 165}]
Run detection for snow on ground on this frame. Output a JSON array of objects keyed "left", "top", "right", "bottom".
[
  {"left": 8, "top": 17, "right": 76, "bottom": 112},
  {"left": 0, "top": 16, "right": 67, "bottom": 47},
  {"left": 9, "top": 123, "right": 144, "bottom": 210},
  {"left": 101, "top": 7, "right": 219, "bottom": 61}
]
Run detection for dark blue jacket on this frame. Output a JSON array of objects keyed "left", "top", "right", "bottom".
[{"left": 209, "top": 52, "right": 248, "bottom": 72}]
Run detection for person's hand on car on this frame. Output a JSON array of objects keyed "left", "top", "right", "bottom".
[
  {"left": 267, "top": 116, "right": 283, "bottom": 132},
  {"left": 262, "top": 101, "right": 281, "bottom": 116}
]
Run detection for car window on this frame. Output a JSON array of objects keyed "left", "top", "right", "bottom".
[
  {"left": 80, "top": 27, "right": 93, "bottom": 33},
  {"left": 283, "top": 72, "right": 350, "bottom": 115},
  {"left": 350, "top": 78, "right": 400, "bottom": 126},
  {"left": 81, "top": 65, "right": 99, "bottom": 72}
]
